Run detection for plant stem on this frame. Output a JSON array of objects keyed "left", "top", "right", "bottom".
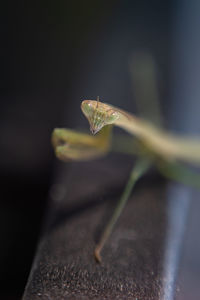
[{"left": 94, "top": 158, "right": 152, "bottom": 262}]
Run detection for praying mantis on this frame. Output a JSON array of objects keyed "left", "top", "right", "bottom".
[
  {"left": 52, "top": 56, "right": 200, "bottom": 262},
  {"left": 52, "top": 97, "right": 200, "bottom": 262}
]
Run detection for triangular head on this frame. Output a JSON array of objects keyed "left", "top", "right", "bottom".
[{"left": 81, "top": 98, "right": 119, "bottom": 135}]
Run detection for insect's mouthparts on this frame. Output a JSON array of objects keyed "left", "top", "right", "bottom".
[{"left": 90, "top": 126, "right": 99, "bottom": 135}]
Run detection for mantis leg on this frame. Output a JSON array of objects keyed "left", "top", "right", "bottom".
[
  {"left": 51, "top": 127, "right": 112, "bottom": 161},
  {"left": 130, "top": 53, "right": 163, "bottom": 127},
  {"left": 157, "top": 160, "right": 200, "bottom": 189},
  {"left": 94, "top": 158, "right": 152, "bottom": 262}
]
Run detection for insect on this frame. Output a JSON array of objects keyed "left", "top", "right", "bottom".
[
  {"left": 52, "top": 55, "right": 200, "bottom": 262},
  {"left": 52, "top": 96, "right": 200, "bottom": 262}
]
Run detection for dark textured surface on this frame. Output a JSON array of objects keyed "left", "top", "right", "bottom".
[{"left": 23, "top": 156, "right": 168, "bottom": 300}]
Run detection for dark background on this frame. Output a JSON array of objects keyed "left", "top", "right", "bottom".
[{"left": 1, "top": 1, "right": 200, "bottom": 299}]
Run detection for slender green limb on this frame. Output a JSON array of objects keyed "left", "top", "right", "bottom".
[
  {"left": 157, "top": 160, "right": 200, "bottom": 189},
  {"left": 52, "top": 126, "right": 112, "bottom": 161},
  {"left": 130, "top": 53, "right": 163, "bottom": 127},
  {"left": 94, "top": 157, "right": 152, "bottom": 262}
]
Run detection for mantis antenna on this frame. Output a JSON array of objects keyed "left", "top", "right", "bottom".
[{"left": 95, "top": 96, "right": 100, "bottom": 111}]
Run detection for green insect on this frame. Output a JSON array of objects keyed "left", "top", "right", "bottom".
[{"left": 52, "top": 56, "right": 200, "bottom": 262}]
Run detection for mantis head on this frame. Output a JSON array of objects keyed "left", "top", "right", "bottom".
[{"left": 81, "top": 99, "right": 119, "bottom": 134}]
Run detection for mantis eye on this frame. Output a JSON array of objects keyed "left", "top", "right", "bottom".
[
  {"left": 81, "top": 102, "right": 94, "bottom": 118},
  {"left": 105, "top": 111, "right": 119, "bottom": 124}
]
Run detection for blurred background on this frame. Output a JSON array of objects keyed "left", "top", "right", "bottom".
[{"left": 1, "top": 0, "right": 200, "bottom": 299}]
